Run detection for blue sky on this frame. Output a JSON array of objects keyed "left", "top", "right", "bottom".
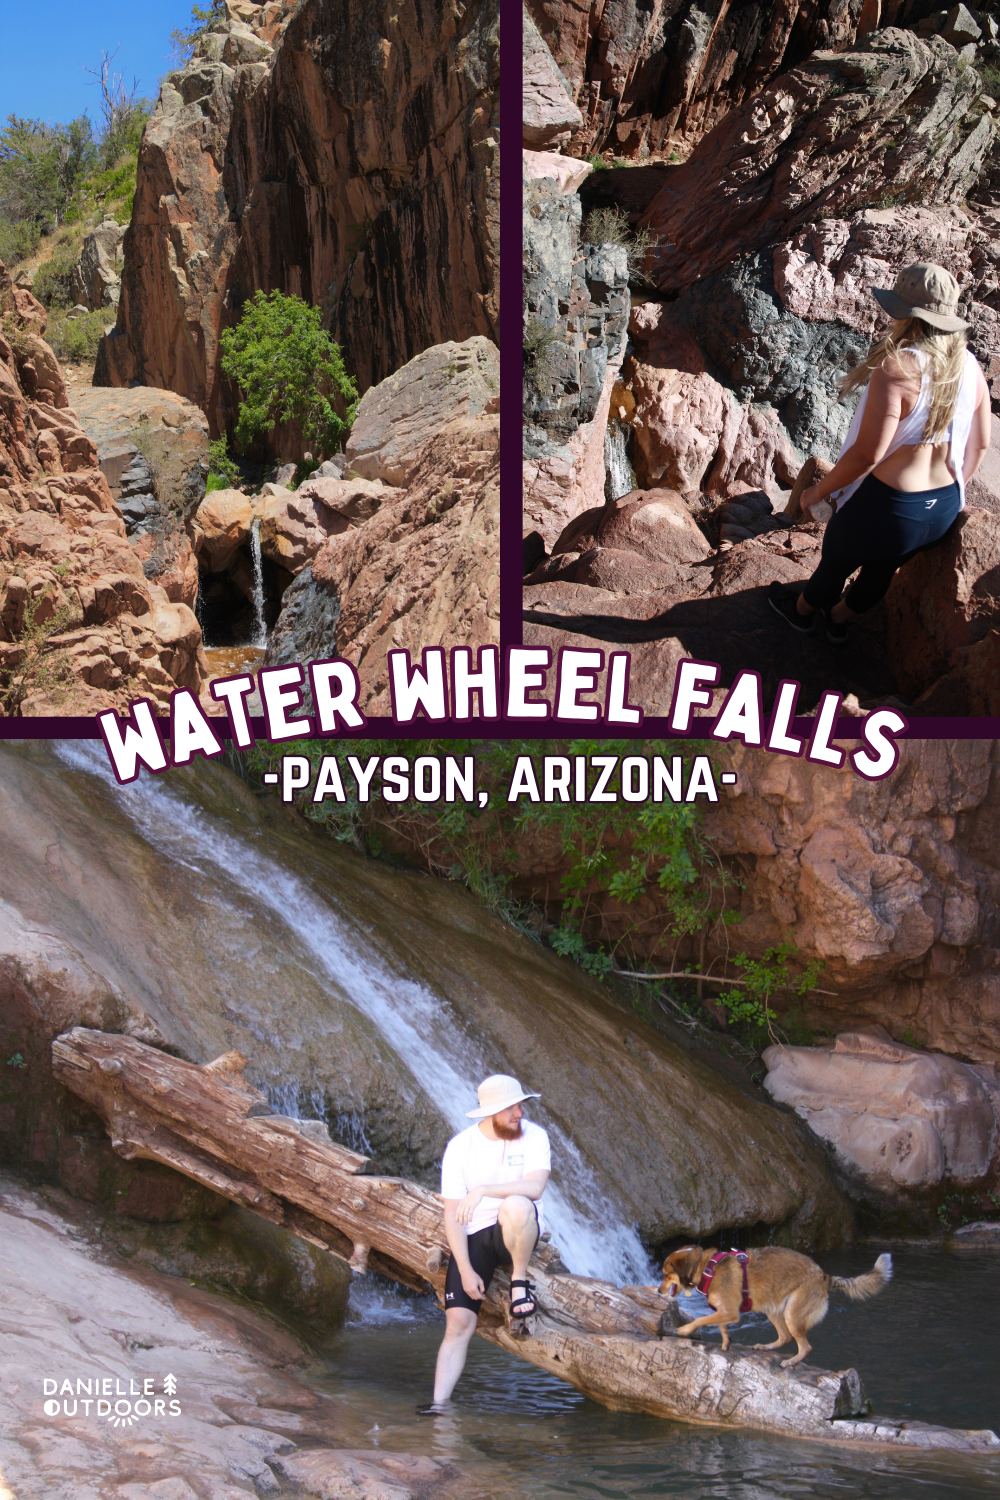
[{"left": 1, "top": 1, "right": 192, "bottom": 127}]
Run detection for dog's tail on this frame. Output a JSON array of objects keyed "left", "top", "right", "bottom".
[{"left": 830, "top": 1252, "right": 893, "bottom": 1301}]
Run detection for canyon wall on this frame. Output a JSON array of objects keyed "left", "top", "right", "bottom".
[
  {"left": 98, "top": 0, "right": 500, "bottom": 435},
  {"left": 0, "top": 268, "right": 208, "bottom": 714}
]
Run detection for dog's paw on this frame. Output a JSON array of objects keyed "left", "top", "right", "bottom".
[{"left": 676, "top": 1324, "right": 695, "bottom": 1338}]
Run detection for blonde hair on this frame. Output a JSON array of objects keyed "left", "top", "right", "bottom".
[{"left": 840, "top": 317, "right": 968, "bottom": 443}]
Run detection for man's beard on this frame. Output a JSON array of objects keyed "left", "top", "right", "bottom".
[{"left": 492, "top": 1118, "right": 523, "bottom": 1141}]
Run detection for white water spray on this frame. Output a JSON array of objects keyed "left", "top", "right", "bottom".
[
  {"left": 249, "top": 516, "right": 267, "bottom": 648},
  {"left": 604, "top": 420, "right": 635, "bottom": 502},
  {"left": 55, "top": 744, "right": 653, "bottom": 1283}
]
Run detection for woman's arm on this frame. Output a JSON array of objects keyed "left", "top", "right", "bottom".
[
  {"left": 963, "top": 366, "right": 992, "bottom": 482},
  {"left": 453, "top": 1170, "right": 551, "bottom": 1226},
  {"left": 800, "top": 358, "right": 911, "bottom": 512}
]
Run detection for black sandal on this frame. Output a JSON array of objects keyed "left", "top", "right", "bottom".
[{"left": 510, "top": 1279, "right": 536, "bottom": 1318}]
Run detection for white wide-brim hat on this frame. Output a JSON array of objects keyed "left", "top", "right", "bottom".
[{"left": 466, "top": 1074, "right": 541, "bottom": 1119}]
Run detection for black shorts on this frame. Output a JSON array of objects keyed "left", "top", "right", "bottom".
[{"left": 443, "top": 1204, "right": 539, "bottom": 1314}]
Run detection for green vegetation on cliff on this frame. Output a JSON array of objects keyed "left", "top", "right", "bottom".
[{"left": 233, "top": 740, "right": 823, "bottom": 1053}]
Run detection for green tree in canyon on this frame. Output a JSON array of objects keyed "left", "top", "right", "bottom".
[{"left": 219, "top": 290, "right": 359, "bottom": 458}]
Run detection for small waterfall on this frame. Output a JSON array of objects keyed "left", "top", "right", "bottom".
[
  {"left": 604, "top": 419, "right": 636, "bottom": 502},
  {"left": 55, "top": 743, "right": 654, "bottom": 1286},
  {"left": 249, "top": 516, "right": 267, "bottom": 648}
]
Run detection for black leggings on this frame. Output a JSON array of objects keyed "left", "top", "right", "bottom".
[{"left": 801, "top": 474, "right": 961, "bottom": 615}]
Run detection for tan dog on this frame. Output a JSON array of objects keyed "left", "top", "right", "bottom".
[{"left": 659, "top": 1245, "right": 893, "bottom": 1366}]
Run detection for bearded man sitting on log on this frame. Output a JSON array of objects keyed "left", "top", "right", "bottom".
[{"left": 418, "top": 1074, "right": 551, "bottom": 1414}]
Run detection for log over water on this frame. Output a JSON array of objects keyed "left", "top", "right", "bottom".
[{"left": 51, "top": 1029, "right": 999, "bottom": 1452}]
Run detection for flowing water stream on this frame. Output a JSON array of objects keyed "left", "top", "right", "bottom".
[
  {"left": 324, "top": 1246, "right": 1000, "bottom": 1498},
  {"left": 55, "top": 743, "right": 652, "bottom": 1284},
  {"left": 605, "top": 419, "right": 637, "bottom": 502},
  {"left": 249, "top": 516, "right": 268, "bottom": 649}
]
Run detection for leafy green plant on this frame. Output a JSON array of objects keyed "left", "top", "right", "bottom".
[
  {"left": 715, "top": 942, "right": 826, "bottom": 1045},
  {"left": 32, "top": 244, "right": 79, "bottom": 309},
  {"left": 219, "top": 290, "right": 358, "bottom": 460},
  {"left": 208, "top": 433, "right": 239, "bottom": 486},
  {"left": 5, "top": 1053, "right": 26, "bottom": 1069},
  {"left": 586, "top": 153, "right": 610, "bottom": 171}
]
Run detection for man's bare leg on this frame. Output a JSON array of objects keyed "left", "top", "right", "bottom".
[
  {"left": 498, "top": 1195, "right": 539, "bottom": 1311},
  {"left": 432, "top": 1307, "right": 478, "bottom": 1404}
]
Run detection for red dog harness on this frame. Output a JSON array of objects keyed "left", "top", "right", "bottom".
[{"left": 698, "top": 1250, "right": 752, "bottom": 1313}]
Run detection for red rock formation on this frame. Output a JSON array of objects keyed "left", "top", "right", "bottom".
[
  {"left": 0, "top": 264, "right": 207, "bottom": 715},
  {"left": 641, "top": 30, "right": 996, "bottom": 298},
  {"left": 98, "top": 0, "right": 499, "bottom": 434},
  {"left": 271, "top": 415, "right": 499, "bottom": 713},
  {"left": 527, "top": 0, "right": 887, "bottom": 160}
]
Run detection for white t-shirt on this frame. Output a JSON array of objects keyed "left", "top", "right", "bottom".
[{"left": 440, "top": 1120, "right": 551, "bottom": 1235}]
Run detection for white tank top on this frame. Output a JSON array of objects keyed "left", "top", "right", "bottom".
[{"left": 831, "top": 347, "right": 980, "bottom": 512}]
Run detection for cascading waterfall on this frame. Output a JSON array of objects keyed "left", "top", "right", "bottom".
[
  {"left": 55, "top": 742, "right": 654, "bottom": 1286},
  {"left": 249, "top": 516, "right": 267, "bottom": 648},
  {"left": 604, "top": 419, "right": 636, "bottom": 502}
]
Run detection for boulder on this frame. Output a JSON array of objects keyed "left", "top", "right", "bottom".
[
  {"left": 523, "top": 147, "right": 593, "bottom": 195},
  {"left": 763, "top": 1027, "right": 1000, "bottom": 1197},
  {"left": 594, "top": 489, "right": 712, "bottom": 566},
  {"left": 69, "top": 217, "right": 125, "bottom": 311},
  {"left": 276, "top": 416, "right": 499, "bottom": 713},
  {"left": 883, "top": 508, "right": 1000, "bottom": 707},
  {"left": 522, "top": 5, "right": 582, "bottom": 148},
  {"left": 67, "top": 383, "right": 209, "bottom": 506},
  {"left": 256, "top": 479, "right": 384, "bottom": 574},
  {"left": 96, "top": 0, "right": 499, "bottom": 425},
  {"left": 188, "top": 487, "right": 254, "bottom": 571},
  {"left": 344, "top": 337, "right": 499, "bottom": 486},
  {"left": 132, "top": 527, "right": 200, "bottom": 609},
  {"left": 641, "top": 30, "right": 996, "bottom": 298},
  {"left": 575, "top": 545, "right": 705, "bottom": 596}
]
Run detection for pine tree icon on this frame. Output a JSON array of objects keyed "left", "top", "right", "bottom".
[{"left": 163, "top": 1374, "right": 177, "bottom": 1396}]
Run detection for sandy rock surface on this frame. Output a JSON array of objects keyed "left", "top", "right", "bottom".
[
  {"left": 763, "top": 1026, "right": 1000, "bottom": 1196},
  {"left": 345, "top": 337, "right": 499, "bottom": 487},
  {"left": 0, "top": 1172, "right": 479, "bottom": 1500}
]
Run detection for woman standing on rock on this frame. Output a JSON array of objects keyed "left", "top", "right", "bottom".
[{"left": 768, "top": 263, "right": 991, "bottom": 646}]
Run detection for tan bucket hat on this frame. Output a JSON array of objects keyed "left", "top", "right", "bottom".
[
  {"left": 466, "top": 1074, "right": 540, "bottom": 1119},
  {"left": 872, "top": 262, "right": 970, "bottom": 331}
]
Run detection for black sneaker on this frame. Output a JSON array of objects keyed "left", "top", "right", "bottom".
[
  {"left": 824, "top": 610, "right": 849, "bottom": 647},
  {"left": 767, "top": 582, "right": 815, "bottom": 633}
]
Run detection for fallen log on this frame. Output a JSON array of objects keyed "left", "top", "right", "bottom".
[{"left": 51, "top": 1029, "right": 999, "bottom": 1452}]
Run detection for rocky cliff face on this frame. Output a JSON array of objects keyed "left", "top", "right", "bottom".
[
  {"left": 0, "top": 744, "right": 852, "bottom": 1252},
  {"left": 0, "top": 268, "right": 208, "bottom": 714},
  {"left": 487, "top": 740, "right": 1000, "bottom": 1069},
  {"left": 523, "top": 161, "right": 630, "bottom": 547},
  {"left": 527, "top": 0, "right": 883, "bottom": 160},
  {"left": 522, "top": 15, "right": 1000, "bottom": 714},
  {"left": 97, "top": 0, "right": 499, "bottom": 434}
]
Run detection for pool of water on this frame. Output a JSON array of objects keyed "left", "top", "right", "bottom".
[{"left": 312, "top": 1246, "right": 1000, "bottom": 1499}]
